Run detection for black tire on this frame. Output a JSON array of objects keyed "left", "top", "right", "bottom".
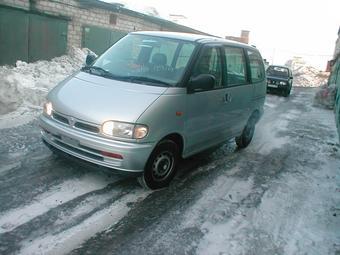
[
  {"left": 235, "top": 117, "right": 256, "bottom": 149},
  {"left": 138, "top": 140, "right": 179, "bottom": 190},
  {"left": 282, "top": 88, "right": 290, "bottom": 97}
]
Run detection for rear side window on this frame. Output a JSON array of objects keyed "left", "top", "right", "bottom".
[
  {"left": 223, "top": 47, "right": 247, "bottom": 86},
  {"left": 247, "top": 50, "right": 265, "bottom": 83}
]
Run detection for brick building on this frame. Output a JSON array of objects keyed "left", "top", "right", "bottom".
[
  {"left": 0, "top": 0, "right": 208, "bottom": 65},
  {"left": 225, "top": 30, "right": 250, "bottom": 44}
]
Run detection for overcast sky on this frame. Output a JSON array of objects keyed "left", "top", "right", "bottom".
[{"left": 106, "top": 0, "right": 339, "bottom": 70}]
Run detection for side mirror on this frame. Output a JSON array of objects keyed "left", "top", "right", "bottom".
[
  {"left": 188, "top": 74, "right": 215, "bottom": 93},
  {"left": 85, "top": 54, "right": 96, "bottom": 66}
]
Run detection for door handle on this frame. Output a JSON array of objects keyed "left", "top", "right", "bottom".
[{"left": 225, "top": 93, "right": 232, "bottom": 103}]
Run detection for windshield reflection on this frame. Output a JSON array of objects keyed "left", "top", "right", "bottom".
[{"left": 88, "top": 34, "right": 197, "bottom": 87}]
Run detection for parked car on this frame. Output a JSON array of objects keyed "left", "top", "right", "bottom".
[
  {"left": 39, "top": 31, "right": 266, "bottom": 189},
  {"left": 266, "top": 65, "right": 293, "bottom": 96}
]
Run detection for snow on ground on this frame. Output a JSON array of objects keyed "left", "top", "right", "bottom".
[
  {"left": 18, "top": 190, "right": 150, "bottom": 255},
  {"left": 0, "top": 173, "right": 120, "bottom": 234},
  {"left": 0, "top": 47, "right": 89, "bottom": 128},
  {"left": 194, "top": 91, "right": 340, "bottom": 255},
  {"left": 0, "top": 88, "right": 338, "bottom": 254}
]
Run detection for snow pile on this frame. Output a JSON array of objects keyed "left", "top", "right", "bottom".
[
  {"left": 115, "top": 1, "right": 161, "bottom": 17},
  {"left": 0, "top": 47, "right": 89, "bottom": 116},
  {"left": 285, "top": 57, "right": 329, "bottom": 87}
]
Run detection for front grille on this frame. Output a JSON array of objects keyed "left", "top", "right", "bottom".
[
  {"left": 52, "top": 112, "right": 69, "bottom": 125},
  {"left": 51, "top": 111, "right": 100, "bottom": 134},
  {"left": 74, "top": 121, "right": 100, "bottom": 133}
]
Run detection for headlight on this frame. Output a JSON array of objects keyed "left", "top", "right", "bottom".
[
  {"left": 101, "top": 121, "right": 148, "bottom": 139},
  {"left": 279, "top": 81, "right": 287, "bottom": 85},
  {"left": 43, "top": 102, "right": 53, "bottom": 116}
]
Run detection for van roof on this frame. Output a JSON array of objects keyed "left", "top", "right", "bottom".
[{"left": 130, "top": 31, "right": 256, "bottom": 50}]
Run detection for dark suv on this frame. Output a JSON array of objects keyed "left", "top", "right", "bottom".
[{"left": 266, "top": 65, "right": 293, "bottom": 96}]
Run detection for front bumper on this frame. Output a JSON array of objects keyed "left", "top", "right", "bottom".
[
  {"left": 267, "top": 80, "right": 289, "bottom": 90},
  {"left": 39, "top": 115, "right": 154, "bottom": 173}
]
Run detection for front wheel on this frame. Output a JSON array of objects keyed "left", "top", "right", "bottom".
[
  {"left": 138, "top": 140, "right": 179, "bottom": 190},
  {"left": 235, "top": 117, "right": 256, "bottom": 149},
  {"left": 282, "top": 88, "right": 291, "bottom": 97}
]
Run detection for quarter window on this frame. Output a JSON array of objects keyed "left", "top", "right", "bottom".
[
  {"left": 223, "top": 47, "right": 247, "bottom": 86},
  {"left": 247, "top": 50, "right": 265, "bottom": 83}
]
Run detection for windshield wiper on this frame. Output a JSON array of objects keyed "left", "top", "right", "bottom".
[
  {"left": 81, "top": 66, "right": 115, "bottom": 78},
  {"left": 81, "top": 66, "right": 132, "bottom": 81},
  {"left": 126, "top": 76, "right": 170, "bottom": 86}
]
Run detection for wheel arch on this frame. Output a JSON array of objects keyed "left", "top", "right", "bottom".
[
  {"left": 250, "top": 109, "right": 261, "bottom": 124},
  {"left": 159, "top": 133, "right": 184, "bottom": 157}
]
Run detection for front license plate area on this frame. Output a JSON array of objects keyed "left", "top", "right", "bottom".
[
  {"left": 61, "top": 135, "right": 79, "bottom": 147},
  {"left": 268, "top": 84, "right": 278, "bottom": 88}
]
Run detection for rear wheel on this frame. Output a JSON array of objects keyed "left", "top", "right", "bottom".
[
  {"left": 138, "top": 140, "right": 179, "bottom": 190},
  {"left": 235, "top": 117, "right": 256, "bottom": 149}
]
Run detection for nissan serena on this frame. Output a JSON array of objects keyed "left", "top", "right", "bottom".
[{"left": 40, "top": 31, "right": 266, "bottom": 189}]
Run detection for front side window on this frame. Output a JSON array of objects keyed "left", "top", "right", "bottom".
[
  {"left": 223, "top": 47, "right": 247, "bottom": 86},
  {"left": 247, "top": 50, "right": 265, "bottom": 83},
  {"left": 90, "top": 34, "right": 197, "bottom": 86},
  {"left": 192, "top": 46, "right": 222, "bottom": 88}
]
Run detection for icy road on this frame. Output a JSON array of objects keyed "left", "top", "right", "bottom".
[{"left": 0, "top": 87, "right": 339, "bottom": 255}]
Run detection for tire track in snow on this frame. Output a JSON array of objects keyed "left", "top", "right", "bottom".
[
  {"left": 18, "top": 190, "right": 150, "bottom": 255},
  {"left": 0, "top": 173, "right": 121, "bottom": 234}
]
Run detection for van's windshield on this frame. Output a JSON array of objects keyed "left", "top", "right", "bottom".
[{"left": 87, "top": 34, "right": 197, "bottom": 87}]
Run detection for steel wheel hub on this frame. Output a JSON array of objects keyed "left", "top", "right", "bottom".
[{"left": 152, "top": 152, "right": 174, "bottom": 181}]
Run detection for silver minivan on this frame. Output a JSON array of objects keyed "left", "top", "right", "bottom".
[{"left": 40, "top": 31, "right": 266, "bottom": 189}]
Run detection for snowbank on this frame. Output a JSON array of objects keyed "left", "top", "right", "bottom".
[
  {"left": 285, "top": 58, "right": 329, "bottom": 87},
  {"left": 0, "top": 48, "right": 91, "bottom": 127}
]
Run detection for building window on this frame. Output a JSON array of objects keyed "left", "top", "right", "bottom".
[{"left": 109, "top": 14, "right": 117, "bottom": 25}]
